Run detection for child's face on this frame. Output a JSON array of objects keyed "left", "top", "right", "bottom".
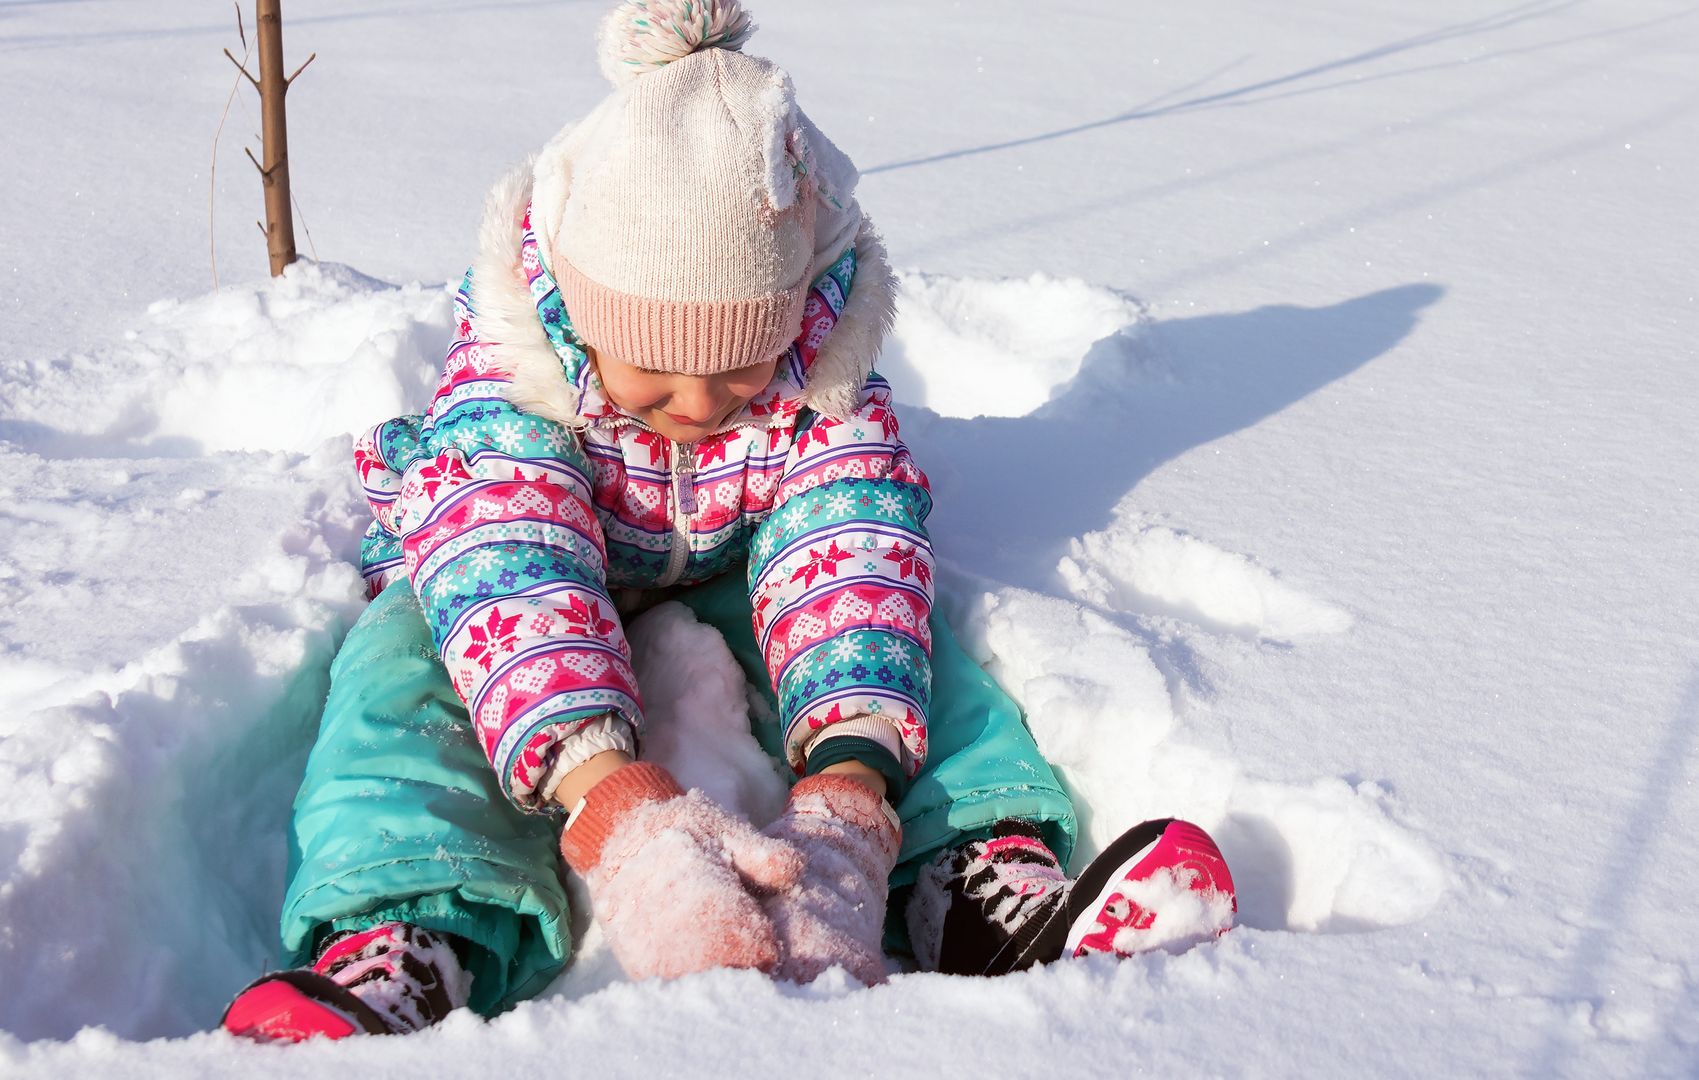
[{"left": 591, "top": 347, "right": 781, "bottom": 443}]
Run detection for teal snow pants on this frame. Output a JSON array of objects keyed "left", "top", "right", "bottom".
[{"left": 279, "top": 572, "right": 1076, "bottom": 1015}]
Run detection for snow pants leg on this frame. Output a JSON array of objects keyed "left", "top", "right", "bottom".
[
  {"left": 278, "top": 578, "right": 571, "bottom": 1018},
  {"left": 668, "top": 571, "right": 1078, "bottom": 890}
]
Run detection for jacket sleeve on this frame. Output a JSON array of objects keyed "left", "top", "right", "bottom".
[
  {"left": 362, "top": 281, "right": 642, "bottom": 811},
  {"left": 746, "top": 373, "right": 934, "bottom": 777},
  {"left": 354, "top": 414, "right": 423, "bottom": 598}
]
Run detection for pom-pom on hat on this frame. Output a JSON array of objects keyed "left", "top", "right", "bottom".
[
  {"left": 530, "top": 0, "right": 856, "bottom": 375},
  {"left": 597, "top": 0, "right": 755, "bottom": 85}
]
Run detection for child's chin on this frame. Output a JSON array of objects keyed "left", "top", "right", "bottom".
[
  {"left": 649, "top": 419, "right": 713, "bottom": 442},
  {"left": 644, "top": 412, "right": 727, "bottom": 442}
]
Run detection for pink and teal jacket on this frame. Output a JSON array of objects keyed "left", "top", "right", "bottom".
[{"left": 352, "top": 168, "right": 933, "bottom": 810}]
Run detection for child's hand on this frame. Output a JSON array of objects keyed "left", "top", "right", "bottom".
[
  {"left": 759, "top": 774, "right": 901, "bottom": 985},
  {"left": 560, "top": 762, "right": 804, "bottom": 980}
]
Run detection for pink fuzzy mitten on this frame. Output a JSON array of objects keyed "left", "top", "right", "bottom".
[
  {"left": 760, "top": 774, "right": 902, "bottom": 985},
  {"left": 560, "top": 762, "right": 804, "bottom": 980}
]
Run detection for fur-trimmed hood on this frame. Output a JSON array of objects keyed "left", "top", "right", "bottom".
[{"left": 466, "top": 159, "right": 898, "bottom": 428}]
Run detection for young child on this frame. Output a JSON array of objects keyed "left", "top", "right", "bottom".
[{"left": 222, "top": 0, "right": 1235, "bottom": 1040}]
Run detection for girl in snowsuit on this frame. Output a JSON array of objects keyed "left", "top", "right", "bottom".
[{"left": 223, "top": 1, "right": 1235, "bottom": 1040}]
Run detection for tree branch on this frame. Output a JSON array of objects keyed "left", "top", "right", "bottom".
[
  {"left": 243, "top": 146, "right": 268, "bottom": 177},
  {"left": 223, "top": 47, "right": 259, "bottom": 88},
  {"left": 234, "top": 0, "right": 247, "bottom": 51},
  {"left": 285, "top": 52, "right": 317, "bottom": 87}
]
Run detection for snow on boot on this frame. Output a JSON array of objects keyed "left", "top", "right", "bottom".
[
  {"left": 1061, "top": 818, "right": 1236, "bottom": 958},
  {"left": 560, "top": 761, "right": 805, "bottom": 980},
  {"left": 906, "top": 818, "right": 1072, "bottom": 976},
  {"left": 221, "top": 923, "right": 469, "bottom": 1042},
  {"left": 760, "top": 774, "right": 901, "bottom": 985}
]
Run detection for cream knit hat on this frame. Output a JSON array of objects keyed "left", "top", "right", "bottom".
[{"left": 530, "top": 0, "right": 850, "bottom": 375}]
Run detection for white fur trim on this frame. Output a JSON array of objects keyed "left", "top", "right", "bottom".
[
  {"left": 472, "top": 161, "right": 592, "bottom": 429},
  {"left": 759, "top": 73, "right": 799, "bottom": 212},
  {"left": 800, "top": 223, "right": 897, "bottom": 420}
]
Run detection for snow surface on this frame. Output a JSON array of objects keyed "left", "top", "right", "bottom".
[{"left": 3, "top": 0, "right": 1698, "bottom": 1076}]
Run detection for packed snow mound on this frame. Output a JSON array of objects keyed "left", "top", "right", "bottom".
[
  {"left": 0, "top": 261, "right": 449, "bottom": 456},
  {"left": 623, "top": 602, "right": 790, "bottom": 827},
  {"left": 0, "top": 499, "right": 369, "bottom": 1041},
  {"left": 881, "top": 271, "right": 1145, "bottom": 419},
  {"left": 1059, "top": 515, "right": 1354, "bottom": 642}
]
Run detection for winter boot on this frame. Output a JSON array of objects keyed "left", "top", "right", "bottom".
[
  {"left": 908, "top": 818, "right": 1237, "bottom": 975},
  {"left": 221, "top": 922, "right": 470, "bottom": 1041},
  {"left": 1060, "top": 817, "right": 1236, "bottom": 958},
  {"left": 907, "top": 818, "right": 1073, "bottom": 976}
]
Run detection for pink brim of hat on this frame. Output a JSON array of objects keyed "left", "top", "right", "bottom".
[{"left": 558, "top": 257, "right": 808, "bottom": 374}]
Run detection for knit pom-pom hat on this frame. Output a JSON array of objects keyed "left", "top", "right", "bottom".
[{"left": 530, "top": 0, "right": 857, "bottom": 375}]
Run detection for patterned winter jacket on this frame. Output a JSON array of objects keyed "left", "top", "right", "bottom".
[{"left": 353, "top": 166, "right": 934, "bottom": 811}]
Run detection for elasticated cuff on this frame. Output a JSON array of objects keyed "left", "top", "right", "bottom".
[
  {"left": 804, "top": 735, "right": 908, "bottom": 803},
  {"left": 557, "top": 762, "right": 683, "bottom": 874},
  {"left": 533, "top": 714, "right": 639, "bottom": 811}
]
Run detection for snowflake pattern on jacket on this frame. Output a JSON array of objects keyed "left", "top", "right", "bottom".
[{"left": 356, "top": 208, "right": 933, "bottom": 810}]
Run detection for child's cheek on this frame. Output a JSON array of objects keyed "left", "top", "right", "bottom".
[{"left": 602, "top": 368, "right": 663, "bottom": 411}]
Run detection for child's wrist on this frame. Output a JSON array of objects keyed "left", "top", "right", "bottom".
[
  {"left": 815, "top": 759, "right": 887, "bottom": 800},
  {"left": 550, "top": 749, "right": 635, "bottom": 811}
]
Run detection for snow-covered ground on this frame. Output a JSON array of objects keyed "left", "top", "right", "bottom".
[{"left": 2, "top": 0, "right": 1697, "bottom": 1075}]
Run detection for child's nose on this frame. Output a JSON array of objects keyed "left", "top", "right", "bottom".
[{"left": 667, "top": 383, "right": 727, "bottom": 425}]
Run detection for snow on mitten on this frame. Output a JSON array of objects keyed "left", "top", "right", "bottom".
[
  {"left": 559, "top": 762, "right": 805, "bottom": 980},
  {"left": 760, "top": 774, "right": 901, "bottom": 985}
]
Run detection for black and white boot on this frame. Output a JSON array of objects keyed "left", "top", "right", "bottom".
[
  {"left": 908, "top": 817, "right": 1237, "bottom": 975},
  {"left": 907, "top": 819, "right": 1073, "bottom": 976}
]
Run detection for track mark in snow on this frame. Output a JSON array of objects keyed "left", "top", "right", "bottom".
[
  {"left": 1059, "top": 515, "right": 1353, "bottom": 642},
  {"left": 940, "top": 579, "right": 1442, "bottom": 936}
]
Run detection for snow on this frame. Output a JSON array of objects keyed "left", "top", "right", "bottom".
[
  {"left": 622, "top": 605, "right": 791, "bottom": 828},
  {"left": 3, "top": 0, "right": 1699, "bottom": 1076},
  {"left": 1066, "top": 866, "right": 1237, "bottom": 957}
]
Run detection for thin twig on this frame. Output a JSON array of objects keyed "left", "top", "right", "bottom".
[
  {"left": 223, "top": 47, "right": 259, "bottom": 87},
  {"left": 289, "top": 188, "right": 319, "bottom": 263},
  {"left": 256, "top": 220, "right": 267, "bottom": 237},
  {"left": 243, "top": 145, "right": 267, "bottom": 176},
  {"left": 285, "top": 52, "right": 316, "bottom": 87},
  {"left": 210, "top": 30, "right": 253, "bottom": 290}
]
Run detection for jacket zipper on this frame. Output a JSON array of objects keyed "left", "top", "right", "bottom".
[
  {"left": 657, "top": 439, "right": 696, "bottom": 588},
  {"left": 594, "top": 413, "right": 787, "bottom": 588}
]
